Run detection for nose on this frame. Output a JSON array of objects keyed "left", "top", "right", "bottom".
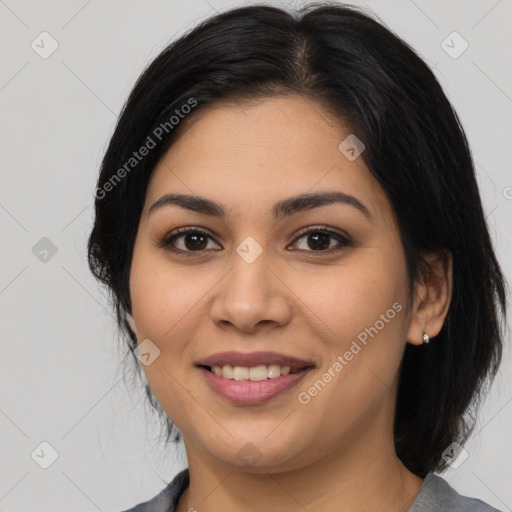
[{"left": 209, "top": 249, "right": 293, "bottom": 334}]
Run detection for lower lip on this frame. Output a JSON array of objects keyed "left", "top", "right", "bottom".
[{"left": 200, "top": 367, "right": 312, "bottom": 405}]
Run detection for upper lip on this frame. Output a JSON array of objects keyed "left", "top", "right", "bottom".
[{"left": 197, "top": 351, "right": 315, "bottom": 370}]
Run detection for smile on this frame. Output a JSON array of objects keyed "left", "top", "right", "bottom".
[
  {"left": 197, "top": 351, "right": 315, "bottom": 404},
  {"left": 206, "top": 364, "right": 301, "bottom": 380}
]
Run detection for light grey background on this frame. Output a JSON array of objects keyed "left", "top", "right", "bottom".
[{"left": 1, "top": 0, "right": 511, "bottom": 511}]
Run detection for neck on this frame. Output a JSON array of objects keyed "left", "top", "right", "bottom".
[{"left": 176, "top": 425, "right": 424, "bottom": 512}]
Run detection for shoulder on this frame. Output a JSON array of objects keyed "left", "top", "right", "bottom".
[
  {"left": 410, "top": 472, "right": 502, "bottom": 512},
  {"left": 120, "top": 469, "right": 190, "bottom": 512}
]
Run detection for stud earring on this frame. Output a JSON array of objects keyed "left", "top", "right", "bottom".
[{"left": 422, "top": 332, "right": 430, "bottom": 344}]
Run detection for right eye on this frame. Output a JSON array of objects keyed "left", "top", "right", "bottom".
[{"left": 159, "top": 227, "right": 222, "bottom": 256}]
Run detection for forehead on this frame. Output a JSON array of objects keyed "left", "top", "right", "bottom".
[{"left": 144, "top": 95, "right": 390, "bottom": 220}]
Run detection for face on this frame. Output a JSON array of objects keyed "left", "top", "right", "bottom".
[{"left": 129, "top": 95, "right": 417, "bottom": 472}]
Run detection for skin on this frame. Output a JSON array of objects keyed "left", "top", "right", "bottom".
[{"left": 128, "top": 95, "right": 452, "bottom": 512}]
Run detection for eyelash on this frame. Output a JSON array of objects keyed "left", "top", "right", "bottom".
[{"left": 158, "top": 225, "right": 352, "bottom": 257}]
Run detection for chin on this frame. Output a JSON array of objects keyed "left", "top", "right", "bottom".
[{"left": 189, "top": 429, "right": 314, "bottom": 473}]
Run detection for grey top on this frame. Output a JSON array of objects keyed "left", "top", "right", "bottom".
[{"left": 121, "top": 469, "right": 502, "bottom": 512}]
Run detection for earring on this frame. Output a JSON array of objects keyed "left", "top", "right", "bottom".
[{"left": 422, "top": 332, "right": 430, "bottom": 344}]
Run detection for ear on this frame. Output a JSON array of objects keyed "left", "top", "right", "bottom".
[
  {"left": 125, "top": 312, "right": 138, "bottom": 338},
  {"left": 406, "top": 249, "right": 453, "bottom": 346}
]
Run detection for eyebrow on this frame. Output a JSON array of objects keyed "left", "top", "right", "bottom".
[{"left": 148, "top": 191, "right": 371, "bottom": 221}]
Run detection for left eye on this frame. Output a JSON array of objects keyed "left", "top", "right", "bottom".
[{"left": 289, "top": 228, "right": 351, "bottom": 252}]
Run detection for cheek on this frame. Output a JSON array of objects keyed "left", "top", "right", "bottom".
[
  {"left": 128, "top": 249, "right": 204, "bottom": 425},
  {"left": 129, "top": 248, "right": 202, "bottom": 341},
  {"left": 294, "top": 256, "right": 405, "bottom": 345},
  {"left": 292, "top": 250, "right": 408, "bottom": 396}
]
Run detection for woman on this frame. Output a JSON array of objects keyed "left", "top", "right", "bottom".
[{"left": 88, "top": 4, "right": 507, "bottom": 511}]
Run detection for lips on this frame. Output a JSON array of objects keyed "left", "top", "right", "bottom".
[
  {"left": 197, "top": 351, "right": 314, "bottom": 370},
  {"left": 196, "top": 351, "right": 315, "bottom": 405}
]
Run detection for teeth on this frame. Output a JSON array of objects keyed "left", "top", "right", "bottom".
[
  {"left": 212, "top": 364, "right": 293, "bottom": 381},
  {"left": 268, "top": 364, "right": 281, "bottom": 378},
  {"left": 233, "top": 366, "right": 249, "bottom": 381},
  {"left": 221, "top": 365, "right": 234, "bottom": 379},
  {"left": 249, "top": 365, "right": 268, "bottom": 381}
]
